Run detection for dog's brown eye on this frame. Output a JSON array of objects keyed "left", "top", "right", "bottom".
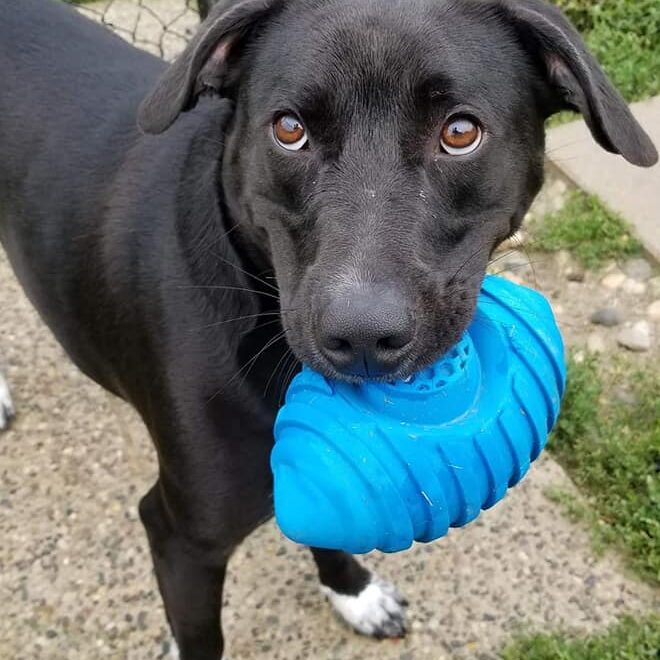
[
  {"left": 440, "top": 116, "right": 482, "bottom": 156},
  {"left": 273, "top": 114, "right": 308, "bottom": 151}
]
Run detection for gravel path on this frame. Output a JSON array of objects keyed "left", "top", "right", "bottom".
[{"left": 1, "top": 4, "right": 658, "bottom": 659}]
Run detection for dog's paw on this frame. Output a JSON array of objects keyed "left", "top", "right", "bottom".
[
  {"left": 163, "top": 637, "right": 233, "bottom": 659},
  {"left": 161, "top": 638, "right": 180, "bottom": 660},
  {"left": 321, "top": 574, "right": 407, "bottom": 639},
  {"left": 0, "top": 372, "right": 15, "bottom": 431}
]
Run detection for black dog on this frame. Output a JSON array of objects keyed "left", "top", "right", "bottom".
[{"left": 0, "top": 0, "right": 656, "bottom": 658}]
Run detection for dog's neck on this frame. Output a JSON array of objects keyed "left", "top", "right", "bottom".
[{"left": 173, "top": 100, "right": 283, "bottom": 368}]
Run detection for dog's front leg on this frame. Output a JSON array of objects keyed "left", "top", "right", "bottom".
[
  {"left": 138, "top": 417, "right": 274, "bottom": 660},
  {"left": 139, "top": 482, "right": 229, "bottom": 660}
]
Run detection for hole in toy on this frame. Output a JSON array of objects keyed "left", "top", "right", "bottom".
[
  {"left": 438, "top": 363, "right": 454, "bottom": 377},
  {"left": 436, "top": 379, "right": 447, "bottom": 387},
  {"left": 418, "top": 384, "right": 430, "bottom": 391}
]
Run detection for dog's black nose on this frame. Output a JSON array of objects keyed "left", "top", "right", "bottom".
[{"left": 318, "top": 285, "right": 415, "bottom": 377}]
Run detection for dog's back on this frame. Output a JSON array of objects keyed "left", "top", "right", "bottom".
[
  {"left": 0, "top": 0, "right": 167, "bottom": 390},
  {"left": 0, "top": 0, "right": 162, "bottom": 168},
  {"left": 0, "top": 0, "right": 164, "bottom": 235}
]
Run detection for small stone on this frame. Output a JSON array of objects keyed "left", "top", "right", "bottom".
[
  {"left": 555, "top": 249, "right": 573, "bottom": 272},
  {"left": 601, "top": 272, "right": 626, "bottom": 290},
  {"left": 612, "top": 387, "right": 638, "bottom": 406},
  {"left": 501, "top": 271, "right": 524, "bottom": 285},
  {"left": 587, "top": 332, "right": 606, "bottom": 354},
  {"left": 623, "top": 257, "right": 653, "bottom": 281},
  {"left": 603, "top": 261, "right": 619, "bottom": 274},
  {"left": 622, "top": 278, "right": 646, "bottom": 296},
  {"left": 648, "top": 300, "right": 660, "bottom": 322},
  {"left": 590, "top": 307, "right": 623, "bottom": 327},
  {"left": 617, "top": 321, "right": 652, "bottom": 352},
  {"left": 649, "top": 277, "right": 660, "bottom": 297},
  {"left": 566, "top": 267, "right": 585, "bottom": 282}
]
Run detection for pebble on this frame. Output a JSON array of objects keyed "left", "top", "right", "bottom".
[
  {"left": 649, "top": 277, "right": 660, "bottom": 297},
  {"left": 590, "top": 307, "right": 623, "bottom": 327},
  {"left": 612, "top": 387, "right": 638, "bottom": 407},
  {"left": 500, "top": 272, "right": 524, "bottom": 285},
  {"left": 566, "top": 267, "right": 585, "bottom": 283},
  {"left": 648, "top": 300, "right": 660, "bottom": 322},
  {"left": 617, "top": 321, "right": 652, "bottom": 352},
  {"left": 587, "top": 332, "right": 606, "bottom": 354},
  {"left": 623, "top": 258, "right": 652, "bottom": 281},
  {"left": 622, "top": 278, "right": 646, "bottom": 296},
  {"left": 555, "top": 249, "right": 573, "bottom": 272},
  {"left": 601, "top": 272, "right": 626, "bottom": 290}
]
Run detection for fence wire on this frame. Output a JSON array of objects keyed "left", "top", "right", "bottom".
[{"left": 66, "top": 0, "right": 203, "bottom": 60}]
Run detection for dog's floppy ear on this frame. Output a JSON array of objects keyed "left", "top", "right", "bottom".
[
  {"left": 138, "top": 0, "right": 282, "bottom": 134},
  {"left": 497, "top": 0, "right": 657, "bottom": 167}
]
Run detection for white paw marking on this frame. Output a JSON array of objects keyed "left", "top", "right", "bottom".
[
  {"left": 321, "top": 575, "right": 407, "bottom": 638},
  {"left": 0, "top": 371, "right": 14, "bottom": 431},
  {"left": 167, "top": 637, "right": 181, "bottom": 660}
]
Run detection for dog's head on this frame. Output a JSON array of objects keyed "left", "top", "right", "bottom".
[{"left": 139, "top": 0, "right": 656, "bottom": 381}]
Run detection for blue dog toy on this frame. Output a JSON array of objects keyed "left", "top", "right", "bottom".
[{"left": 271, "top": 276, "right": 566, "bottom": 553}]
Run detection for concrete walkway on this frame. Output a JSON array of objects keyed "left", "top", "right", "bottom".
[{"left": 546, "top": 96, "right": 660, "bottom": 261}]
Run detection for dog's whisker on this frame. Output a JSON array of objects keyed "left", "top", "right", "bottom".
[
  {"left": 511, "top": 236, "right": 540, "bottom": 288},
  {"left": 263, "top": 347, "right": 293, "bottom": 398},
  {"left": 209, "top": 251, "right": 281, "bottom": 293},
  {"left": 544, "top": 136, "right": 591, "bottom": 155},
  {"left": 448, "top": 244, "right": 493, "bottom": 284},
  {"left": 232, "top": 332, "right": 286, "bottom": 383},
  {"left": 207, "top": 330, "right": 287, "bottom": 403},
  {"left": 460, "top": 250, "right": 553, "bottom": 286},
  {"left": 272, "top": 349, "right": 295, "bottom": 395},
  {"left": 279, "top": 353, "right": 301, "bottom": 406},
  {"left": 240, "top": 318, "right": 283, "bottom": 336},
  {"left": 177, "top": 284, "right": 281, "bottom": 301},
  {"left": 490, "top": 257, "right": 550, "bottom": 277},
  {"left": 235, "top": 332, "right": 288, "bottom": 391},
  {"left": 487, "top": 248, "right": 519, "bottom": 265},
  {"left": 191, "top": 311, "right": 282, "bottom": 332}
]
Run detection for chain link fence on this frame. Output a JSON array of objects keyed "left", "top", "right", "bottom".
[{"left": 66, "top": 0, "right": 204, "bottom": 60}]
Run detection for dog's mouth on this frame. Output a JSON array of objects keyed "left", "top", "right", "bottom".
[{"left": 279, "top": 279, "right": 479, "bottom": 386}]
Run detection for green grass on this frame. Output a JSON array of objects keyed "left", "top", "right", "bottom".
[
  {"left": 553, "top": 0, "right": 660, "bottom": 102},
  {"left": 529, "top": 191, "right": 642, "bottom": 269},
  {"left": 546, "top": 354, "right": 660, "bottom": 584},
  {"left": 502, "top": 614, "right": 660, "bottom": 660}
]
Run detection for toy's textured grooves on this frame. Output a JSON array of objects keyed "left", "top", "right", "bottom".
[{"left": 271, "top": 276, "right": 566, "bottom": 553}]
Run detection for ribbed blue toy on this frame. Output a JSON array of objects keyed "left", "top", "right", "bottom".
[{"left": 271, "top": 276, "right": 566, "bottom": 554}]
